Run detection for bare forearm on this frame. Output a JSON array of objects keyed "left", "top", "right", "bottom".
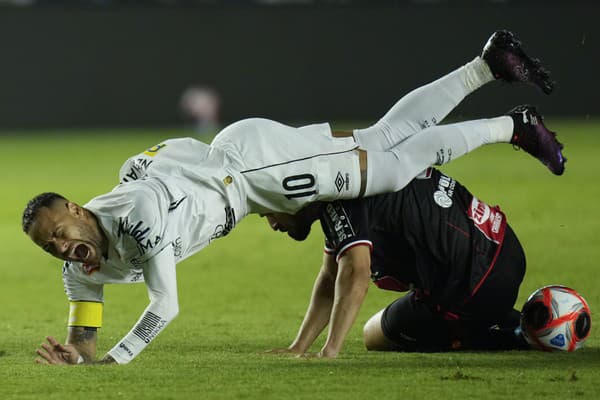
[
  {"left": 321, "top": 259, "right": 370, "bottom": 357},
  {"left": 66, "top": 326, "right": 98, "bottom": 361},
  {"left": 290, "top": 269, "right": 336, "bottom": 352},
  {"left": 66, "top": 327, "right": 117, "bottom": 364}
]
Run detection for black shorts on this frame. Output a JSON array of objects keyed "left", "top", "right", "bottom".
[{"left": 380, "top": 224, "right": 528, "bottom": 351}]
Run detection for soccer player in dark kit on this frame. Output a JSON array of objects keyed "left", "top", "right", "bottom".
[{"left": 263, "top": 168, "right": 529, "bottom": 357}]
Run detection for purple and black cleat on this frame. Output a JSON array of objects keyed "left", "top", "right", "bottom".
[
  {"left": 482, "top": 30, "right": 554, "bottom": 95},
  {"left": 508, "top": 105, "right": 566, "bottom": 175}
]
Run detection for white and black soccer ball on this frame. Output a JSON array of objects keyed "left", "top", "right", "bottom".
[{"left": 520, "top": 285, "right": 591, "bottom": 352}]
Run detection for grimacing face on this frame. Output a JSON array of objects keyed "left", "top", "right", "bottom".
[
  {"left": 264, "top": 212, "right": 313, "bottom": 241},
  {"left": 27, "top": 200, "right": 106, "bottom": 267}
]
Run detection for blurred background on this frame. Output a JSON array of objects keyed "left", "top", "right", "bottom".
[{"left": 0, "top": 0, "right": 598, "bottom": 134}]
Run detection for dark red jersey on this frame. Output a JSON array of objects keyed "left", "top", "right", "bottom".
[{"left": 320, "top": 168, "right": 507, "bottom": 308}]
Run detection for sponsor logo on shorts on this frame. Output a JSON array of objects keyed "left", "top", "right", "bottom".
[
  {"left": 334, "top": 172, "right": 350, "bottom": 193},
  {"left": 398, "top": 332, "right": 417, "bottom": 342},
  {"left": 433, "top": 174, "right": 455, "bottom": 208}
]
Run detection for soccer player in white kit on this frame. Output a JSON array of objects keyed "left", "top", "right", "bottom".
[{"left": 25, "top": 31, "right": 565, "bottom": 365}]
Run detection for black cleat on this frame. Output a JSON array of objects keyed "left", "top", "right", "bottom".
[
  {"left": 482, "top": 30, "right": 554, "bottom": 95},
  {"left": 508, "top": 105, "right": 566, "bottom": 175}
]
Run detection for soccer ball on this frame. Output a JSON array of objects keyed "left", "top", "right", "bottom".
[{"left": 520, "top": 285, "right": 591, "bottom": 352}]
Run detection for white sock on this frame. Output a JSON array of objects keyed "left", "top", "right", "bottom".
[
  {"left": 354, "top": 56, "right": 495, "bottom": 152},
  {"left": 489, "top": 116, "right": 514, "bottom": 143},
  {"left": 364, "top": 117, "right": 510, "bottom": 196},
  {"left": 464, "top": 56, "right": 495, "bottom": 93}
]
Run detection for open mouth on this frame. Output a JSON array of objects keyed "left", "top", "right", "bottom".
[{"left": 73, "top": 244, "right": 90, "bottom": 261}]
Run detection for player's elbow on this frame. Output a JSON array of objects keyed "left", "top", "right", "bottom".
[
  {"left": 164, "top": 301, "right": 180, "bottom": 321},
  {"left": 151, "top": 296, "right": 180, "bottom": 321}
]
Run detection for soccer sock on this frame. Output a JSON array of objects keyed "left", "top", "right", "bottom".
[
  {"left": 353, "top": 57, "right": 495, "bottom": 152},
  {"left": 363, "top": 117, "right": 511, "bottom": 196},
  {"left": 488, "top": 115, "right": 514, "bottom": 143}
]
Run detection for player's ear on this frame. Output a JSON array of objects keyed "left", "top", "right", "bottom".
[{"left": 66, "top": 201, "right": 84, "bottom": 218}]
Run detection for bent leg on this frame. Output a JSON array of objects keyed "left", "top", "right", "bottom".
[
  {"left": 363, "top": 310, "right": 401, "bottom": 351},
  {"left": 461, "top": 224, "right": 529, "bottom": 350},
  {"left": 365, "top": 291, "right": 528, "bottom": 352},
  {"left": 364, "top": 292, "right": 455, "bottom": 352},
  {"left": 354, "top": 57, "right": 494, "bottom": 151},
  {"left": 463, "top": 309, "right": 529, "bottom": 351}
]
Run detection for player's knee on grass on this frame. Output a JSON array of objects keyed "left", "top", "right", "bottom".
[
  {"left": 378, "top": 292, "right": 457, "bottom": 352},
  {"left": 363, "top": 310, "right": 400, "bottom": 351}
]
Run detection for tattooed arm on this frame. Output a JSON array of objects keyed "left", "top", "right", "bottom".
[
  {"left": 67, "top": 327, "right": 115, "bottom": 364},
  {"left": 35, "top": 328, "right": 116, "bottom": 365},
  {"left": 66, "top": 326, "right": 98, "bottom": 361}
]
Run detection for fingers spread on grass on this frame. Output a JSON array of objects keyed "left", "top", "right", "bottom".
[
  {"left": 35, "top": 357, "right": 49, "bottom": 365},
  {"left": 46, "top": 336, "right": 66, "bottom": 351},
  {"left": 36, "top": 348, "right": 52, "bottom": 362}
]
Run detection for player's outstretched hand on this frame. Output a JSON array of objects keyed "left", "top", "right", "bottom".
[{"left": 35, "top": 336, "right": 81, "bottom": 365}]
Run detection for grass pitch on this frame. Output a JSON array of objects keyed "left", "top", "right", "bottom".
[{"left": 0, "top": 120, "right": 599, "bottom": 399}]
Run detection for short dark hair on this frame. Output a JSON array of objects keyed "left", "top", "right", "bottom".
[{"left": 22, "top": 192, "right": 66, "bottom": 234}]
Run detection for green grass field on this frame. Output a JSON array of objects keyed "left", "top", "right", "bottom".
[{"left": 1, "top": 120, "right": 599, "bottom": 399}]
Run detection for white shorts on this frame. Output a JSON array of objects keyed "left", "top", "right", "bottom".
[{"left": 211, "top": 118, "right": 361, "bottom": 214}]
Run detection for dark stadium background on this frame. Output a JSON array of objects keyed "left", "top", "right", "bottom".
[{"left": 0, "top": 0, "right": 598, "bottom": 130}]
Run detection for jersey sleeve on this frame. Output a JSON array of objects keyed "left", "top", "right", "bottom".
[
  {"left": 319, "top": 200, "right": 372, "bottom": 262},
  {"left": 62, "top": 261, "right": 104, "bottom": 302},
  {"left": 107, "top": 245, "right": 179, "bottom": 364}
]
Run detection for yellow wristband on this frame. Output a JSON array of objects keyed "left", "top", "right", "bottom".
[{"left": 68, "top": 301, "right": 103, "bottom": 328}]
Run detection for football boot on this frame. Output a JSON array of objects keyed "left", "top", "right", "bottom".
[
  {"left": 508, "top": 105, "right": 565, "bottom": 175},
  {"left": 482, "top": 30, "right": 554, "bottom": 94}
]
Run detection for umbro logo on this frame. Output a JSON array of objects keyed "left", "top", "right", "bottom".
[{"left": 334, "top": 172, "right": 350, "bottom": 193}]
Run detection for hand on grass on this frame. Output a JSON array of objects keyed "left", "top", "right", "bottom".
[
  {"left": 297, "top": 349, "right": 337, "bottom": 359},
  {"left": 261, "top": 348, "right": 302, "bottom": 356},
  {"left": 35, "top": 336, "right": 81, "bottom": 365}
]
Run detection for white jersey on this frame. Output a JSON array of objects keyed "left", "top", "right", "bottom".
[
  {"left": 64, "top": 138, "right": 247, "bottom": 300},
  {"left": 62, "top": 118, "right": 361, "bottom": 363}
]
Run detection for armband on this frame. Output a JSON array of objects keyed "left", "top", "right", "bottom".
[{"left": 68, "top": 301, "right": 103, "bottom": 328}]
